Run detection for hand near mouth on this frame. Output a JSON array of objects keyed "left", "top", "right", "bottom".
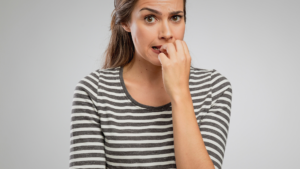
[{"left": 158, "top": 40, "right": 192, "bottom": 102}]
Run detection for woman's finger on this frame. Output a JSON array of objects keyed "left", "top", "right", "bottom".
[
  {"left": 160, "top": 43, "right": 176, "bottom": 60},
  {"left": 182, "top": 41, "right": 190, "bottom": 58},
  {"left": 175, "top": 40, "right": 184, "bottom": 60},
  {"left": 182, "top": 40, "right": 192, "bottom": 64}
]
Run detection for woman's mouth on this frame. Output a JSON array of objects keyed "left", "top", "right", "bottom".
[{"left": 151, "top": 46, "right": 162, "bottom": 54}]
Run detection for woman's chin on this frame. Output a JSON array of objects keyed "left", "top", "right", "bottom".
[{"left": 155, "top": 59, "right": 162, "bottom": 66}]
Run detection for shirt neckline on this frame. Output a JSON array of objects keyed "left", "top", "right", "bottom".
[{"left": 119, "top": 65, "right": 172, "bottom": 111}]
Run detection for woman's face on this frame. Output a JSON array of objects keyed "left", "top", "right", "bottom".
[{"left": 123, "top": 0, "right": 185, "bottom": 66}]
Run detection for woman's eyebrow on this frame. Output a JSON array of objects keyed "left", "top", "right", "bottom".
[{"left": 139, "top": 7, "right": 183, "bottom": 15}]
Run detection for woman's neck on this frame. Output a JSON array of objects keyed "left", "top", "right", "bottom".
[{"left": 122, "top": 54, "right": 164, "bottom": 88}]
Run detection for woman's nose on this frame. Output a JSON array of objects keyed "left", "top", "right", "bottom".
[{"left": 159, "top": 21, "right": 173, "bottom": 41}]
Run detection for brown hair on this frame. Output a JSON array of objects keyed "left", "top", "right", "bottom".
[{"left": 101, "top": 0, "right": 187, "bottom": 69}]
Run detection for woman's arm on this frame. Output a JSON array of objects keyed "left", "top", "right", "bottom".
[
  {"left": 69, "top": 71, "right": 106, "bottom": 169},
  {"left": 172, "top": 70, "right": 232, "bottom": 169}
]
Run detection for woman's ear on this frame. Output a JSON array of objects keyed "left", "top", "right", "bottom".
[{"left": 121, "top": 22, "right": 131, "bottom": 32}]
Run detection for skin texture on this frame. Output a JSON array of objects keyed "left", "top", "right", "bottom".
[{"left": 121, "top": 0, "right": 215, "bottom": 168}]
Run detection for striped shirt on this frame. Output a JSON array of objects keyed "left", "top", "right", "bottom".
[{"left": 69, "top": 65, "right": 232, "bottom": 169}]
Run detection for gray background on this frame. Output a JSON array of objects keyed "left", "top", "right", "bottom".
[{"left": 0, "top": 0, "right": 299, "bottom": 168}]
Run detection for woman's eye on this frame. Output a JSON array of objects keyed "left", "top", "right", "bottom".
[
  {"left": 171, "top": 15, "right": 182, "bottom": 22},
  {"left": 144, "top": 15, "right": 183, "bottom": 23},
  {"left": 145, "top": 15, "right": 156, "bottom": 23}
]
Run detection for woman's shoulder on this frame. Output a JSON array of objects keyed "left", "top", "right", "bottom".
[
  {"left": 190, "top": 66, "right": 232, "bottom": 91},
  {"left": 78, "top": 67, "right": 119, "bottom": 82},
  {"left": 74, "top": 67, "right": 120, "bottom": 91},
  {"left": 190, "top": 66, "right": 232, "bottom": 105}
]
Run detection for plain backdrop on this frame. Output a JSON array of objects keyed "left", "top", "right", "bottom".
[{"left": 0, "top": 0, "right": 299, "bottom": 168}]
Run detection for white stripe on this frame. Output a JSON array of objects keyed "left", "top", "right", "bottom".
[
  {"left": 70, "top": 127, "right": 101, "bottom": 133},
  {"left": 106, "top": 160, "right": 176, "bottom": 167},
  {"left": 69, "top": 149, "right": 105, "bottom": 155},
  {"left": 70, "top": 165, "right": 105, "bottom": 169},
  {"left": 71, "top": 113, "right": 99, "bottom": 119},
  {"left": 98, "top": 110, "right": 172, "bottom": 117},
  {"left": 105, "top": 137, "right": 174, "bottom": 144},
  {"left": 69, "top": 157, "right": 106, "bottom": 163},
  {"left": 106, "top": 152, "right": 175, "bottom": 159},
  {"left": 104, "top": 131, "right": 173, "bottom": 137},
  {"left": 70, "top": 135, "right": 103, "bottom": 141},
  {"left": 72, "top": 105, "right": 97, "bottom": 112},
  {"left": 71, "top": 120, "right": 99, "bottom": 125},
  {"left": 70, "top": 142, "right": 104, "bottom": 148},
  {"left": 101, "top": 124, "right": 173, "bottom": 130},
  {"left": 105, "top": 145, "right": 174, "bottom": 152},
  {"left": 98, "top": 79, "right": 122, "bottom": 89},
  {"left": 100, "top": 117, "right": 173, "bottom": 123}
]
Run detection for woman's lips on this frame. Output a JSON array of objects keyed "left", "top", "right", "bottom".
[
  {"left": 153, "top": 45, "right": 162, "bottom": 49},
  {"left": 151, "top": 45, "right": 163, "bottom": 54},
  {"left": 151, "top": 47, "right": 161, "bottom": 54}
]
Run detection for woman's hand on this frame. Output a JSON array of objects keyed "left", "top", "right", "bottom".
[{"left": 158, "top": 39, "right": 192, "bottom": 102}]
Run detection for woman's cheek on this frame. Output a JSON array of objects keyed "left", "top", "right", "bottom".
[
  {"left": 130, "top": 27, "right": 143, "bottom": 52},
  {"left": 174, "top": 24, "right": 185, "bottom": 39},
  {"left": 136, "top": 27, "right": 155, "bottom": 52},
  {"left": 137, "top": 25, "right": 153, "bottom": 43}
]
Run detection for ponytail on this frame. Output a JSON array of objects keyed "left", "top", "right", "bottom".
[{"left": 101, "top": 0, "right": 137, "bottom": 69}]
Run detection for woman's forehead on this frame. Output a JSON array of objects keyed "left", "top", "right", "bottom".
[{"left": 135, "top": 0, "right": 184, "bottom": 13}]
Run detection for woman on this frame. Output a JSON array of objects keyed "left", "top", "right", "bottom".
[{"left": 69, "top": 0, "right": 232, "bottom": 169}]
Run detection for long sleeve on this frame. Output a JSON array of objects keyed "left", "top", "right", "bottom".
[
  {"left": 199, "top": 69, "right": 233, "bottom": 169},
  {"left": 69, "top": 71, "right": 106, "bottom": 169}
]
